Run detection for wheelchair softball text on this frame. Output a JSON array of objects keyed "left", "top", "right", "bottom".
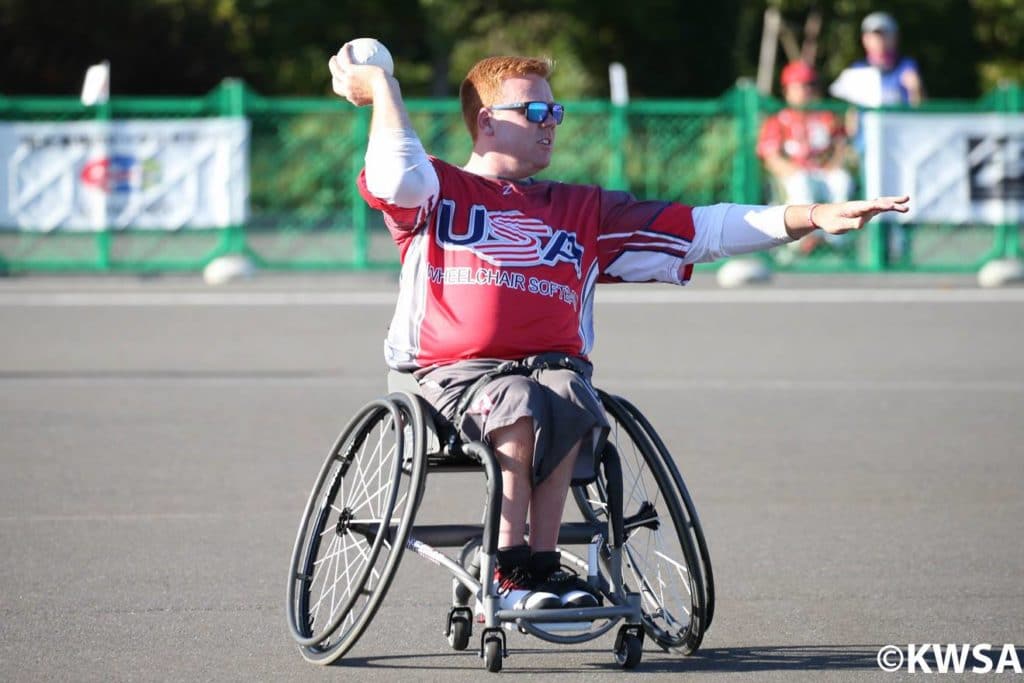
[{"left": 876, "top": 644, "right": 1022, "bottom": 674}]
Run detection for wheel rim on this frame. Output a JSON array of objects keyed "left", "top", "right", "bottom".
[
  {"left": 287, "top": 396, "right": 425, "bottom": 659},
  {"left": 619, "top": 397, "right": 715, "bottom": 632}
]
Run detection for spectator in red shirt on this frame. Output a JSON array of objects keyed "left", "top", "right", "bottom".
[{"left": 758, "top": 61, "right": 855, "bottom": 253}]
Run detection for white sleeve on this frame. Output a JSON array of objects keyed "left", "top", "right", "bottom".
[
  {"left": 683, "top": 204, "right": 792, "bottom": 264},
  {"left": 364, "top": 127, "right": 440, "bottom": 209}
]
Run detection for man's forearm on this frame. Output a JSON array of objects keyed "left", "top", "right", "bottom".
[
  {"left": 370, "top": 73, "right": 413, "bottom": 135},
  {"left": 369, "top": 72, "right": 415, "bottom": 136}
]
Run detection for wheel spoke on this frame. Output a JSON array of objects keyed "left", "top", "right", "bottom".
[
  {"left": 310, "top": 534, "right": 367, "bottom": 620},
  {"left": 310, "top": 533, "right": 339, "bottom": 625},
  {"left": 619, "top": 439, "right": 649, "bottom": 508},
  {"left": 376, "top": 418, "right": 391, "bottom": 506},
  {"left": 347, "top": 439, "right": 386, "bottom": 515},
  {"left": 329, "top": 529, "right": 346, "bottom": 621},
  {"left": 344, "top": 476, "right": 394, "bottom": 519},
  {"left": 654, "top": 549, "right": 692, "bottom": 580}
]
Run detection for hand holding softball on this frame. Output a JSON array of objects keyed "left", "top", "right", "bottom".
[{"left": 329, "top": 38, "right": 394, "bottom": 107}]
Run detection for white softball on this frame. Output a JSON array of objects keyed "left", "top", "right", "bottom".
[
  {"left": 716, "top": 258, "right": 772, "bottom": 288},
  {"left": 978, "top": 258, "right": 1024, "bottom": 288},
  {"left": 343, "top": 38, "right": 394, "bottom": 75}
]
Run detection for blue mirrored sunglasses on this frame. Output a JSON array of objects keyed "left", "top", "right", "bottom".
[{"left": 490, "top": 101, "right": 565, "bottom": 125}]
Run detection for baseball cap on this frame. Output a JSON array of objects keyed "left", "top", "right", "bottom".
[
  {"left": 780, "top": 61, "right": 817, "bottom": 87},
  {"left": 861, "top": 11, "right": 898, "bottom": 34}
]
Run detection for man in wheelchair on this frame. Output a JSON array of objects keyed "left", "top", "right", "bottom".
[{"left": 327, "top": 46, "right": 907, "bottom": 626}]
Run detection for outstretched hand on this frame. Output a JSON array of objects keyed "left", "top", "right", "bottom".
[
  {"left": 815, "top": 196, "right": 910, "bottom": 234},
  {"left": 328, "top": 43, "right": 389, "bottom": 107}
]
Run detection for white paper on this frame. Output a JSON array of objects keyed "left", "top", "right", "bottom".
[
  {"left": 828, "top": 66, "right": 883, "bottom": 108},
  {"left": 81, "top": 62, "right": 110, "bottom": 106}
]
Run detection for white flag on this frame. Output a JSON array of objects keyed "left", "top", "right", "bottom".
[{"left": 81, "top": 61, "right": 110, "bottom": 106}]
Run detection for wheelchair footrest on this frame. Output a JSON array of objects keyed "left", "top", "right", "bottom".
[{"left": 495, "top": 605, "right": 638, "bottom": 624}]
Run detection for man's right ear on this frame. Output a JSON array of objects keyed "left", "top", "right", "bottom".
[{"left": 476, "top": 108, "right": 495, "bottom": 137}]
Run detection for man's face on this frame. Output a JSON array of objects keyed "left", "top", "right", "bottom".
[
  {"left": 484, "top": 74, "right": 558, "bottom": 175},
  {"left": 784, "top": 81, "right": 816, "bottom": 107},
  {"left": 862, "top": 30, "right": 898, "bottom": 61}
]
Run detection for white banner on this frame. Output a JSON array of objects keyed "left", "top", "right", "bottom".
[
  {"left": 0, "top": 118, "right": 249, "bottom": 231},
  {"left": 863, "top": 111, "right": 1024, "bottom": 225}
]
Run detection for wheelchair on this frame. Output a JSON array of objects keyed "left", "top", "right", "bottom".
[{"left": 286, "top": 368, "right": 714, "bottom": 673}]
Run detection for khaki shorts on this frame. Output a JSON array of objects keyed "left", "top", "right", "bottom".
[{"left": 415, "top": 354, "right": 609, "bottom": 485}]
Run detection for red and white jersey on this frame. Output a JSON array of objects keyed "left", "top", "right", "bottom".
[
  {"left": 358, "top": 157, "right": 696, "bottom": 370},
  {"left": 756, "top": 108, "right": 846, "bottom": 170}
]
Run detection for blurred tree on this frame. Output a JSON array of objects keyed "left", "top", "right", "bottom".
[
  {"left": 0, "top": 0, "right": 1019, "bottom": 98},
  {"left": 0, "top": 0, "right": 432, "bottom": 95},
  {"left": 563, "top": 0, "right": 746, "bottom": 97},
  {"left": 216, "top": 0, "right": 430, "bottom": 95},
  {"left": 735, "top": 0, "right": 979, "bottom": 99},
  {"left": 416, "top": 0, "right": 484, "bottom": 96},
  {"left": 971, "top": 0, "right": 1024, "bottom": 90},
  {"left": 448, "top": 10, "right": 597, "bottom": 98},
  {"left": 0, "top": 0, "right": 243, "bottom": 94},
  {"left": 415, "top": 0, "right": 747, "bottom": 97}
]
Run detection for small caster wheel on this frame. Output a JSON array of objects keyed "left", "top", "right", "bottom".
[
  {"left": 446, "top": 606, "right": 473, "bottom": 651},
  {"left": 614, "top": 625, "right": 644, "bottom": 669},
  {"left": 484, "top": 637, "right": 503, "bottom": 673},
  {"left": 480, "top": 627, "right": 506, "bottom": 673},
  {"left": 448, "top": 614, "right": 472, "bottom": 651}
]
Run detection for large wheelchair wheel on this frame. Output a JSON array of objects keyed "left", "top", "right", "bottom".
[
  {"left": 573, "top": 391, "right": 714, "bottom": 655},
  {"left": 615, "top": 395, "right": 715, "bottom": 634},
  {"left": 286, "top": 393, "right": 427, "bottom": 664}
]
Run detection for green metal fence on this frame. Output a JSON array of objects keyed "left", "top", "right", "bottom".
[{"left": 0, "top": 80, "right": 1020, "bottom": 274}]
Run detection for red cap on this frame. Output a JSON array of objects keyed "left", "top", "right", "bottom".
[{"left": 780, "top": 61, "right": 817, "bottom": 87}]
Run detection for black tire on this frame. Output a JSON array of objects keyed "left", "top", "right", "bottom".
[
  {"left": 614, "top": 632, "right": 644, "bottom": 669},
  {"left": 617, "top": 396, "right": 715, "bottom": 632},
  {"left": 484, "top": 638, "right": 503, "bottom": 673},
  {"left": 448, "top": 614, "right": 472, "bottom": 651},
  {"left": 286, "top": 393, "right": 427, "bottom": 664},
  {"left": 573, "top": 391, "right": 711, "bottom": 655}
]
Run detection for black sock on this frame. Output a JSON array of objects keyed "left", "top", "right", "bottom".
[
  {"left": 496, "top": 544, "right": 530, "bottom": 573},
  {"left": 529, "top": 550, "right": 561, "bottom": 579}
]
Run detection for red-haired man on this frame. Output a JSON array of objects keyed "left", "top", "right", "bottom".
[{"left": 329, "top": 47, "right": 907, "bottom": 611}]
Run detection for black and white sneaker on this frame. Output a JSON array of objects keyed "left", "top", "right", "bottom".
[
  {"left": 494, "top": 565, "right": 560, "bottom": 611},
  {"left": 530, "top": 551, "right": 601, "bottom": 608},
  {"left": 533, "top": 567, "right": 601, "bottom": 608}
]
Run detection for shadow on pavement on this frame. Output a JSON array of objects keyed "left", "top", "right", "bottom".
[
  {"left": 335, "top": 644, "right": 886, "bottom": 674},
  {"left": 601, "top": 644, "right": 885, "bottom": 673}
]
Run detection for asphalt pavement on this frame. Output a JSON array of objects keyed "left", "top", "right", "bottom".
[{"left": 1, "top": 273, "right": 1022, "bottom": 681}]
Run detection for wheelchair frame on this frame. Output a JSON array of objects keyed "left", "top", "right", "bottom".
[{"left": 286, "top": 378, "right": 714, "bottom": 673}]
